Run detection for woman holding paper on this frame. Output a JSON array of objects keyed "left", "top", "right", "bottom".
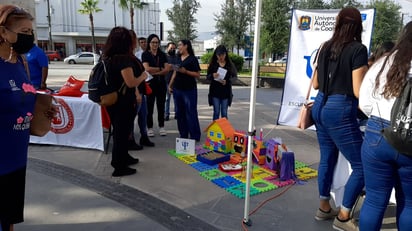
[
  {"left": 168, "top": 39, "right": 201, "bottom": 141},
  {"left": 206, "top": 45, "right": 237, "bottom": 120}
]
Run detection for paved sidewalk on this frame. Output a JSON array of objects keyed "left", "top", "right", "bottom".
[{"left": 20, "top": 65, "right": 397, "bottom": 231}]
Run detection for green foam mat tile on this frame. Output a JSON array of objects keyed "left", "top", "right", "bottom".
[
  {"left": 200, "top": 169, "right": 228, "bottom": 181},
  {"left": 251, "top": 179, "right": 278, "bottom": 193},
  {"left": 226, "top": 184, "right": 260, "bottom": 199},
  {"left": 295, "top": 160, "right": 308, "bottom": 169}
]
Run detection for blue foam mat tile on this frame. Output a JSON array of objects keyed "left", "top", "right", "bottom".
[{"left": 211, "top": 175, "right": 242, "bottom": 189}]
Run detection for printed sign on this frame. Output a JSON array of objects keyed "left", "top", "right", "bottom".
[{"left": 176, "top": 138, "right": 196, "bottom": 155}]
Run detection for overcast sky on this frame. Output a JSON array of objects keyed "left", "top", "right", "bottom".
[{"left": 157, "top": 0, "right": 412, "bottom": 34}]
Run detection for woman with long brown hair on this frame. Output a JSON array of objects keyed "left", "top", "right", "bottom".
[
  {"left": 311, "top": 7, "right": 368, "bottom": 231},
  {"left": 102, "top": 27, "right": 147, "bottom": 177},
  {"left": 359, "top": 21, "right": 412, "bottom": 231}
]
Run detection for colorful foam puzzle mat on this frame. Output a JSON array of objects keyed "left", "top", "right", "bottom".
[{"left": 168, "top": 148, "right": 318, "bottom": 199}]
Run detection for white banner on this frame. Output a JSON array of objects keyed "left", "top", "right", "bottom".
[
  {"left": 277, "top": 9, "right": 375, "bottom": 127},
  {"left": 30, "top": 95, "right": 104, "bottom": 151}
]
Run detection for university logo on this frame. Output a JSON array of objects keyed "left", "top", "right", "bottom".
[
  {"left": 299, "top": 16, "right": 311, "bottom": 30},
  {"left": 51, "top": 98, "right": 74, "bottom": 134}
]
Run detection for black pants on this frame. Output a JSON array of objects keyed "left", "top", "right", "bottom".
[
  {"left": 107, "top": 97, "right": 136, "bottom": 169},
  {"left": 147, "top": 77, "right": 167, "bottom": 128},
  {"left": 0, "top": 167, "right": 26, "bottom": 230}
]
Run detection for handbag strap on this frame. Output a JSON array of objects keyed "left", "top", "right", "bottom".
[{"left": 306, "top": 44, "right": 323, "bottom": 101}]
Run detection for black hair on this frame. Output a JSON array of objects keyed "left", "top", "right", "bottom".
[{"left": 179, "top": 39, "right": 195, "bottom": 56}]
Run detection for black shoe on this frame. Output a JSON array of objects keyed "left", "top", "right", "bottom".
[
  {"left": 140, "top": 135, "right": 155, "bottom": 147},
  {"left": 128, "top": 141, "right": 143, "bottom": 150},
  {"left": 112, "top": 167, "right": 136, "bottom": 177},
  {"left": 126, "top": 156, "right": 139, "bottom": 165},
  {"left": 164, "top": 116, "right": 169, "bottom": 121}
]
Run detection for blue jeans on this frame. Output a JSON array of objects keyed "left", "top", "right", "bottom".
[
  {"left": 212, "top": 97, "right": 229, "bottom": 120},
  {"left": 173, "top": 88, "right": 201, "bottom": 141},
  {"left": 359, "top": 116, "right": 412, "bottom": 231},
  {"left": 137, "top": 94, "right": 148, "bottom": 136},
  {"left": 311, "top": 92, "right": 364, "bottom": 211}
]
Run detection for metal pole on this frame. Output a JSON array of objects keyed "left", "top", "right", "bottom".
[
  {"left": 46, "top": 0, "right": 53, "bottom": 50},
  {"left": 154, "top": 0, "right": 157, "bottom": 34},
  {"left": 113, "top": 0, "right": 117, "bottom": 26},
  {"left": 243, "top": 0, "right": 262, "bottom": 226}
]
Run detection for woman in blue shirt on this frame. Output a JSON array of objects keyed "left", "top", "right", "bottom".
[{"left": 0, "top": 5, "right": 37, "bottom": 231}]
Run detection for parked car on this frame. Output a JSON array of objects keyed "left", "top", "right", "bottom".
[
  {"left": 45, "top": 50, "right": 61, "bottom": 61},
  {"left": 64, "top": 52, "right": 99, "bottom": 64},
  {"left": 273, "top": 57, "right": 287, "bottom": 64}
]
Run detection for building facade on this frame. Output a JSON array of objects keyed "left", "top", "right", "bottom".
[{"left": 26, "top": 0, "right": 160, "bottom": 57}]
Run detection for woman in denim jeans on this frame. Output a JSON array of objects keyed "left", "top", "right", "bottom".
[
  {"left": 359, "top": 22, "right": 412, "bottom": 231},
  {"left": 311, "top": 7, "right": 368, "bottom": 231},
  {"left": 168, "top": 39, "right": 201, "bottom": 141},
  {"left": 206, "top": 45, "right": 237, "bottom": 120}
]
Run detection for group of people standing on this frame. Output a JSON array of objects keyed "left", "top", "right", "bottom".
[
  {"left": 312, "top": 6, "right": 412, "bottom": 231},
  {"left": 105, "top": 27, "right": 238, "bottom": 177},
  {"left": 0, "top": 3, "right": 238, "bottom": 230}
]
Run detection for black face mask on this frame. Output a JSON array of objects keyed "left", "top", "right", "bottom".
[
  {"left": 12, "top": 33, "right": 34, "bottom": 54},
  {"left": 168, "top": 49, "right": 176, "bottom": 56}
]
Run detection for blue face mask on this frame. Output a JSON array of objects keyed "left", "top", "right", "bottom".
[{"left": 12, "top": 33, "right": 34, "bottom": 54}]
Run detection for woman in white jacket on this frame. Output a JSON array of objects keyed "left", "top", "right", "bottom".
[{"left": 358, "top": 21, "right": 412, "bottom": 231}]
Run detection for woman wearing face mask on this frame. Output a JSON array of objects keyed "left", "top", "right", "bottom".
[{"left": 0, "top": 5, "right": 36, "bottom": 231}]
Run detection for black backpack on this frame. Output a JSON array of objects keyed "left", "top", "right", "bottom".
[
  {"left": 382, "top": 78, "right": 412, "bottom": 156},
  {"left": 88, "top": 60, "right": 117, "bottom": 105}
]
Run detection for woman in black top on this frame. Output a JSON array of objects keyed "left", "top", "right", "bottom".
[
  {"left": 311, "top": 7, "right": 368, "bottom": 230},
  {"left": 102, "top": 27, "right": 147, "bottom": 177},
  {"left": 168, "top": 39, "right": 201, "bottom": 141},
  {"left": 207, "top": 45, "right": 237, "bottom": 120},
  {"left": 142, "top": 34, "right": 169, "bottom": 137}
]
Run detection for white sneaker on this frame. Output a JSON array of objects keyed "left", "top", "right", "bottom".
[
  {"left": 147, "top": 128, "right": 155, "bottom": 137},
  {"left": 159, "top": 127, "right": 167, "bottom": 136}
]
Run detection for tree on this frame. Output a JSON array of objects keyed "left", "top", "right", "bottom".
[
  {"left": 166, "top": 0, "right": 200, "bottom": 42},
  {"left": 365, "top": 0, "right": 402, "bottom": 50},
  {"left": 118, "top": 0, "right": 148, "bottom": 32},
  {"left": 215, "top": 0, "right": 253, "bottom": 54},
  {"left": 297, "top": 0, "right": 326, "bottom": 9},
  {"left": 328, "top": 0, "right": 362, "bottom": 8},
  {"left": 78, "top": 0, "right": 102, "bottom": 55},
  {"left": 260, "top": 0, "right": 290, "bottom": 60}
]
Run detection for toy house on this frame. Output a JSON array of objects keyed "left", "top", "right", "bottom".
[{"left": 204, "top": 118, "right": 235, "bottom": 153}]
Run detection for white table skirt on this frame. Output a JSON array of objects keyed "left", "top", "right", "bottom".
[
  {"left": 30, "top": 95, "right": 104, "bottom": 151},
  {"left": 331, "top": 153, "right": 396, "bottom": 207}
]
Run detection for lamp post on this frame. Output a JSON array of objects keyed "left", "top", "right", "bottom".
[{"left": 46, "top": 0, "right": 53, "bottom": 50}]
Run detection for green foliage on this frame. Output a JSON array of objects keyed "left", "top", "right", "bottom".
[
  {"left": 118, "top": 0, "right": 148, "bottom": 31},
  {"left": 201, "top": 52, "right": 244, "bottom": 72},
  {"left": 78, "top": 0, "right": 102, "bottom": 15},
  {"left": 365, "top": 0, "right": 402, "bottom": 51},
  {"left": 78, "top": 0, "right": 102, "bottom": 54},
  {"left": 166, "top": 0, "right": 200, "bottom": 42},
  {"left": 327, "top": 0, "right": 363, "bottom": 8},
  {"left": 260, "top": 0, "right": 290, "bottom": 58},
  {"left": 215, "top": 0, "right": 254, "bottom": 53},
  {"left": 229, "top": 53, "right": 245, "bottom": 71},
  {"left": 201, "top": 53, "right": 213, "bottom": 65},
  {"left": 297, "top": 0, "right": 326, "bottom": 9}
]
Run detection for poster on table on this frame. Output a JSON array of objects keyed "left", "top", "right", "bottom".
[{"left": 277, "top": 9, "right": 375, "bottom": 127}]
